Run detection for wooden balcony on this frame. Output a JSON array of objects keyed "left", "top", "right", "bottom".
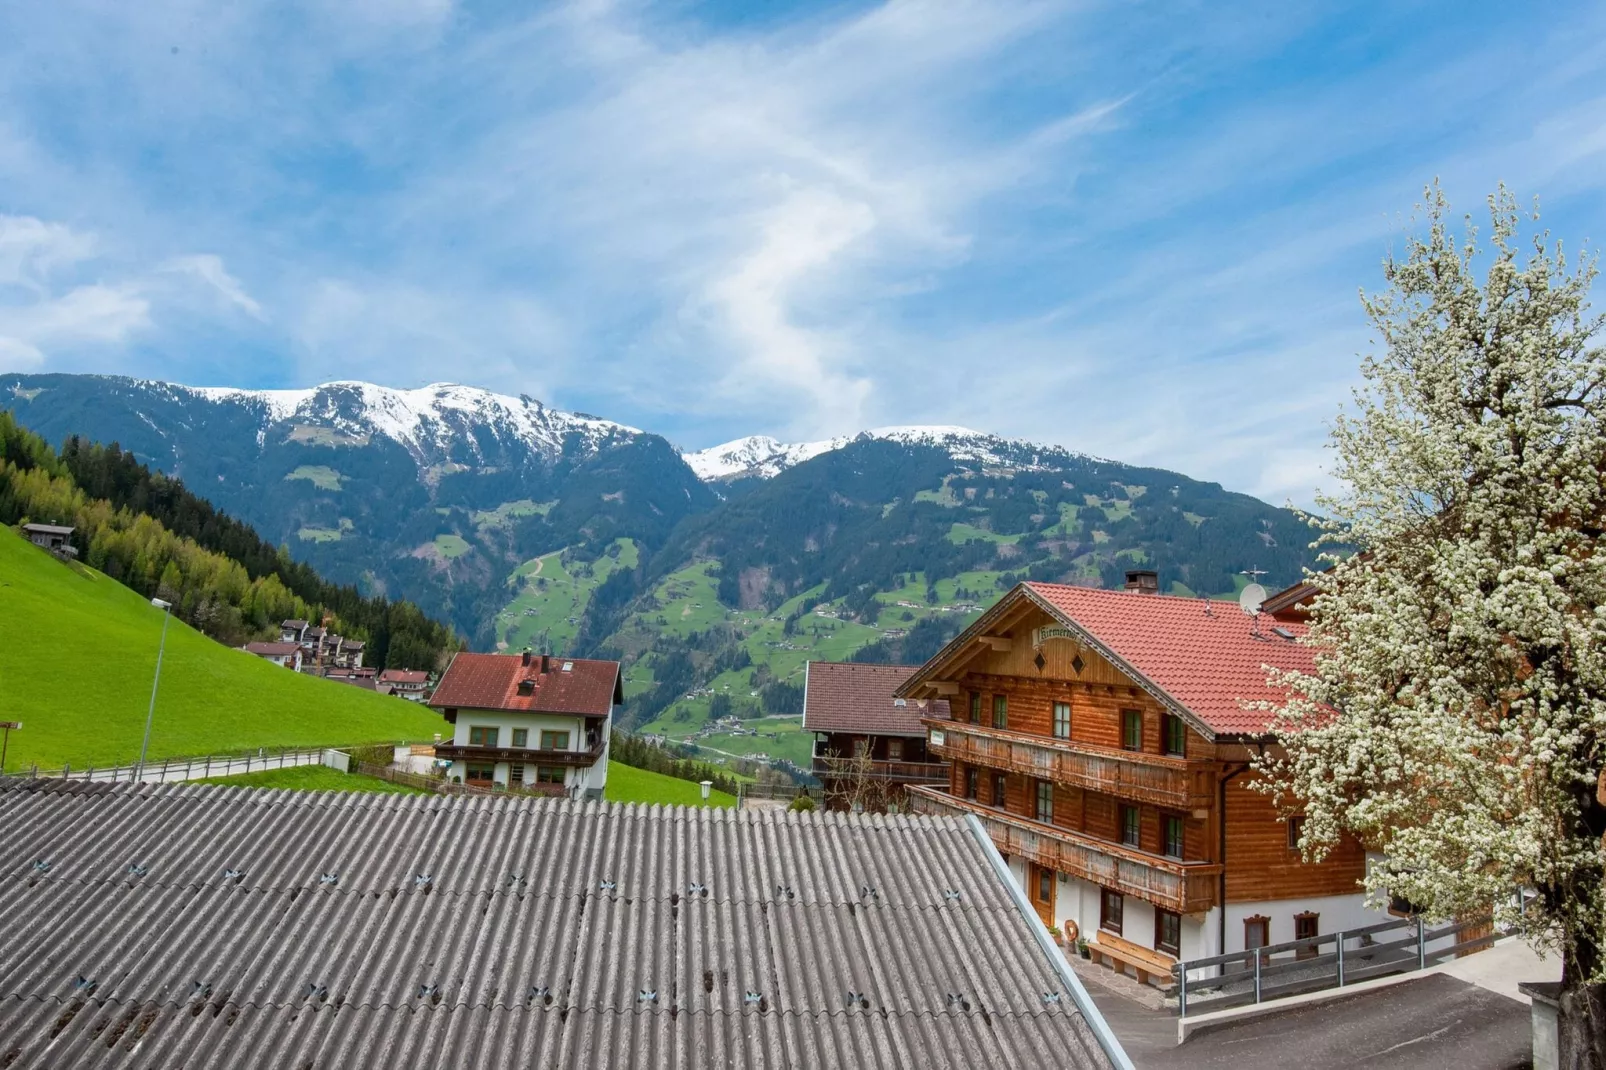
[
  {"left": 906, "top": 785, "right": 1221, "bottom": 914},
  {"left": 924, "top": 719, "right": 1216, "bottom": 810},
  {"left": 812, "top": 756, "right": 949, "bottom": 784},
  {"left": 433, "top": 741, "right": 605, "bottom": 767}
]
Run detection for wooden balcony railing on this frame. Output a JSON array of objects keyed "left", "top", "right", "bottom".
[
  {"left": 923, "top": 719, "right": 1216, "bottom": 810},
  {"left": 433, "top": 741, "right": 605, "bottom": 767},
  {"left": 811, "top": 756, "right": 950, "bottom": 783},
  {"left": 906, "top": 785, "right": 1221, "bottom": 914}
]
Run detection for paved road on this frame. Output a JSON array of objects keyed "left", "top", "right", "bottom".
[{"left": 1144, "top": 974, "right": 1529, "bottom": 1070}]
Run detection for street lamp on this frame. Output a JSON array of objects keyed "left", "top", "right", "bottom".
[
  {"left": 135, "top": 598, "right": 172, "bottom": 783},
  {"left": 0, "top": 721, "right": 19, "bottom": 775}
]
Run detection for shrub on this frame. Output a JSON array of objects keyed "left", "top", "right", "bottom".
[{"left": 788, "top": 796, "right": 816, "bottom": 813}]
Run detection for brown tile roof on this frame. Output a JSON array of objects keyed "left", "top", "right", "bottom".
[
  {"left": 379, "top": 669, "right": 430, "bottom": 685},
  {"left": 802, "top": 662, "right": 949, "bottom": 737},
  {"left": 244, "top": 642, "right": 300, "bottom": 657},
  {"left": 429, "top": 653, "right": 622, "bottom": 716}
]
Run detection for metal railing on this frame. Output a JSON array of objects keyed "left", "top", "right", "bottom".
[
  {"left": 1173, "top": 914, "right": 1495, "bottom": 1016},
  {"left": 20, "top": 746, "right": 329, "bottom": 784}
]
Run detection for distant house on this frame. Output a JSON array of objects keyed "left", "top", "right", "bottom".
[
  {"left": 428, "top": 650, "right": 621, "bottom": 798},
  {"left": 334, "top": 638, "right": 365, "bottom": 669},
  {"left": 280, "top": 619, "right": 308, "bottom": 644},
  {"left": 802, "top": 661, "right": 949, "bottom": 812},
  {"left": 21, "top": 523, "right": 76, "bottom": 559},
  {"left": 244, "top": 641, "right": 303, "bottom": 670},
  {"left": 379, "top": 668, "right": 431, "bottom": 702}
]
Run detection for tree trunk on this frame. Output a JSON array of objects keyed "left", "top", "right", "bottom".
[{"left": 1559, "top": 939, "right": 1606, "bottom": 1070}]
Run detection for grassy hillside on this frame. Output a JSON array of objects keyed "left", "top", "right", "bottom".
[
  {"left": 0, "top": 526, "right": 443, "bottom": 772},
  {"left": 604, "top": 761, "right": 735, "bottom": 808},
  {"left": 196, "top": 765, "right": 427, "bottom": 795}
]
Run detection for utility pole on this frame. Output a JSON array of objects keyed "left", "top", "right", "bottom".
[{"left": 135, "top": 598, "right": 172, "bottom": 784}]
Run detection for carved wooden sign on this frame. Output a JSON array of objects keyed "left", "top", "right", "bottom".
[{"left": 1031, "top": 626, "right": 1077, "bottom": 648}]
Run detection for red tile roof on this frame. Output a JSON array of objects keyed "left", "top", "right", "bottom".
[
  {"left": 428, "top": 653, "right": 622, "bottom": 716},
  {"left": 1022, "top": 583, "right": 1313, "bottom": 737},
  {"left": 379, "top": 669, "right": 430, "bottom": 685},
  {"left": 802, "top": 662, "right": 950, "bottom": 736}
]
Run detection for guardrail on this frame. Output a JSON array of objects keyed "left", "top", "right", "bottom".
[
  {"left": 1173, "top": 914, "right": 1495, "bottom": 1017},
  {"left": 19, "top": 746, "right": 330, "bottom": 784},
  {"left": 352, "top": 760, "right": 569, "bottom": 798}
]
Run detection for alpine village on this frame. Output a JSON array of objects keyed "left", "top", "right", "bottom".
[{"left": 2, "top": 71, "right": 1605, "bottom": 1070}]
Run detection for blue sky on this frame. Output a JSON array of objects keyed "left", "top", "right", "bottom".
[{"left": 2, "top": 0, "right": 1604, "bottom": 505}]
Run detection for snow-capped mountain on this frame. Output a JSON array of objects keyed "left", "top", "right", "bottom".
[
  {"left": 178, "top": 380, "right": 640, "bottom": 465},
  {"left": 683, "top": 425, "right": 1084, "bottom": 482}
]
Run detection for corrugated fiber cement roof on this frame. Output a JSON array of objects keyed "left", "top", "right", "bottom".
[{"left": 0, "top": 779, "right": 1118, "bottom": 1070}]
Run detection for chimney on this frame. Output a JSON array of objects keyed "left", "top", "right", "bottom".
[
  {"left": 1124, "top": 569, "right": 1159, "bottom": 594},
  {"left": 521, "top": 649, "right": 532, "bottom": 667},
  {"left": 540, "top": 653, "right": 550, "bottom": 674}
]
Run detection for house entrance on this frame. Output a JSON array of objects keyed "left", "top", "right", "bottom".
[{"left": 1028, "top": 863, "right": 1056, "bottom": 928}]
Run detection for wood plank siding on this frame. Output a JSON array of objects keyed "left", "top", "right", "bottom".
[{"left": 908, "top": 595, "right": 1366, "bottom": 916}]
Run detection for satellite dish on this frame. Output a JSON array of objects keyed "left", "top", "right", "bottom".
[{"left": 1239, "top": 583, "right": 1268, "bottom": 615}]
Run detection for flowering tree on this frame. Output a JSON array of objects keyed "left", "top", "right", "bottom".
[{"left": 1259, "top": 185, "right": 1606, "bottom": 1066}]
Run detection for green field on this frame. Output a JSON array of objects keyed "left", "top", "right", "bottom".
[
  {"left": 604, "top": 761, "right": 735, "bottom": 808},
  {"left": 196, "top": 765, "right": 427, "bottom": 795},
  {"left": 0, "top": 526, "right": 444, "bottom": 772},
  {"left": 433, "top": 534, "right": 471, "bottom": 559},
  {"left": 284, "top": 465, "right": 343, "bottom": 491},
  {"left": 495, "top": 539, "right": 638, "bottom": 653}
]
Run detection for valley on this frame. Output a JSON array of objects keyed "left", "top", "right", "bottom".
[{"left": 3, "top": 372, "right": 1319, "bottom": 780}]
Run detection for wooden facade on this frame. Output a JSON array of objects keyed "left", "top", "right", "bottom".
[
  {"left": 901, "top": 582, "right": 1369, "bottom": 983},
  {"left": 812, "top": 731, "right": 947, "bottom": 810}
]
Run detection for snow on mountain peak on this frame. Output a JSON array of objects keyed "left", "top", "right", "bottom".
[
  {"left": 682, "top": 425, "right": 1067, "bottom": 482},
  {"left": 171, "top": 380, "right": 640, "bottom": 461}
]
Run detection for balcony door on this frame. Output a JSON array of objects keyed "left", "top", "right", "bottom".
[{"left": 1028, "top": 863, "right": 1056, "bottom": 928}]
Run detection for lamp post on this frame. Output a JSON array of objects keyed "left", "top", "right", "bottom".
[
  {"left": 135, "top": 598, "right": 172, "bottom": 784},
  {"left": 0, "top": 721, "right": 19, "bottom": 775}
]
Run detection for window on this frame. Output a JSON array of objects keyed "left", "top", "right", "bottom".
[
  {"left": 1052, "top": 701, "right": 1071, "bottom": 739},
  {"left": 1100, "top": 889, "right": 1123, "bottom": 935},
  {"left": 1120, "top": 805, "right": 1141, "bottom": 847},
  {"left": 468, "top": 726, "right": 498, "bottom": 747},
  {"left": 1287, "top": 815, "right": 1306, "bottom": 851},
  {"left": 1162, "top": 714, "right": 1186, "bottom": 757},
  {"left": 1243, "top": 915, "right": 1269, "bottom": 955},
  {"left": 992, "top": 772, "right": 1008, "bottom": 808},
  {"left": 964, "top": 766, "right": 978, "bottom": 800},
  {"left": 511, "top": 728, "right": 529, "bottom": 748},
  {"left": 1037, "top": 867, "right": 1053, "bottom": 903},
  {"left": 886, "top": 738, "right": 904, "bottom": 760},
  {"left": 1295, "top": 912, "right": 1319, "bottom": 960},
  {"left": 465, "top": 763, "right": 495, "bottom": 784},
  {"left": 535, "top": 766, "right": 566, "bottom": 784},
  {"left": 1162, "top": 814, "right": 1185, "bottom": 859},
  {"left": 992, "top": 694, "right": 1008, "bottom": 729},
  {"left": 1035, "top": 781, "right": 1054, "bottom": 823},
  {"left": 969, "top": 692, "right": 982, "bottom": 724},
  {"left": 508, "top": 763, "right": 525, "bottom": 784},
  {"left": 1156, "top": 910, "right": 1181, "bottom": 958},
  {"left": 853, "top": 738, "right": 870, "bottom": 758},
  {"left": 1121, "top": 709, "right": 1143, "bottom": 751},
  {"left": 540, "top": 730, "right": 570, "bottom": 751}
]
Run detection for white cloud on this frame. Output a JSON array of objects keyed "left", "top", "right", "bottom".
[
  {"left": 160, "top": 254, "right": 264, "bottom": 320},
  {"left": 0, "top": 215, "right": 98, "bottom": 294},
  {"left": 0, "top": 336, "right": 43, "bottom": 370}
]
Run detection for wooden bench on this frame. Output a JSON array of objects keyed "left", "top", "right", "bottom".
[{"left": 1089, "top": 932, "right": 1177, "bottom": 988}]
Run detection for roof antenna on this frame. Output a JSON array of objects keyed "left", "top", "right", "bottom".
[{"left": 1238, "top": 568, "right": 1269, "bottom": 618}]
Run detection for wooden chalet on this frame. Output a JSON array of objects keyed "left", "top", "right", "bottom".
[
  {"left": 896, "top": 570, "right": 1378, "bottom": 986},
  {"left": 800, "top": 661, "right": 949, "bottom": 811}
]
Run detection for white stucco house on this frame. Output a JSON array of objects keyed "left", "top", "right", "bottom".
[{"left": 428, "top": 649, "right": 621, "bottom": 799}]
